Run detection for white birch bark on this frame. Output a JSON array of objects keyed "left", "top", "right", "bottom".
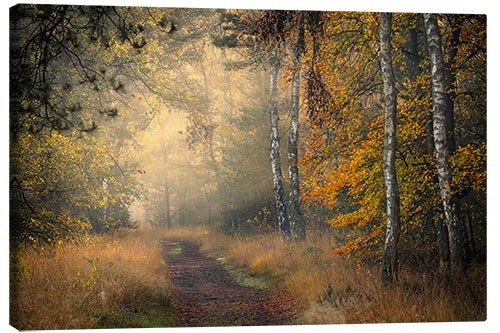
[
  {"left": 288, "top": 17, "right": 305, "bottom": 240},
  {"left": 380, "top": 12, "right": 402, "bottom": 285},
  {"left": 269, "top": 47, "right": 291, "bottom": 239},
  {"left": 424, "top": 13, "right": 469, "bottom": 273}
]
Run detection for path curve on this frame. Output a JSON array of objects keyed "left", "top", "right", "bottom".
[{"left": 161, "top": 240, "right": 299, "bottom": 327}]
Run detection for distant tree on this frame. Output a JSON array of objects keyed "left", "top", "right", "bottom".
[{"left": 211, "top": 9, "right": 294, "bottom": 237}]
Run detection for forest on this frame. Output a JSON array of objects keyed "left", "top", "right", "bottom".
[{"left": 9, "top": 4, "right": 486, "bottom": 330}]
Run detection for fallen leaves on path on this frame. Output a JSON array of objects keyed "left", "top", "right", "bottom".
[{"left": 161, "top": 240, "right": 299, "bottom": 327}]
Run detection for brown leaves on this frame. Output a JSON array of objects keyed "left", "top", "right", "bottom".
[{"left": 164, "top": 241, "right": 299, "bottom": 327}]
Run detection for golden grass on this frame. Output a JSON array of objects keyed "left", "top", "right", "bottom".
[
  {"left": 164, "top": 226, "right": 486, "bottom": 324},
  {"left": 11, "top": 228, "right": 172, "bottom": 330}
]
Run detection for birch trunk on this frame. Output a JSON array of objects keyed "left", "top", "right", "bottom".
[
  {"left": 288, "top": 16, "right": 306, "bottom": 240},
  {"left": 421, "top": 19, "right": 451, "bottom": 270},
  {"left": 424, "top": 13, "right": 469, "bottom": 273},
  {"left": 269, "top": 47, "right": 291, "bottom": 239},
  {"left": 380, "top": 13, "right": 402, "bottom": 285}
]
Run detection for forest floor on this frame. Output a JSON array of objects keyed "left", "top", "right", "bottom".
[
  {"left": 160, "top": 227, "right": 486, "bottom": 325},
  {"left": 161, "top": 239, "right": 300, "bottom": 327}
]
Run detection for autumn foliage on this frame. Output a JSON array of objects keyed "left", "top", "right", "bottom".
[
  {"left": 9, "top": 5, "right": 486, "bottom": 328},
  {"left": 11, "top": 129, "right": 137, "bottom": 247},
  {"left": 300, "top": 13, "right": 486, "bottom": 265}
]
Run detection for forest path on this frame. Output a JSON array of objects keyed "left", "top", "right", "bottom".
[{"left": 160, "top": 239, "right": 299, "bottom": 327}]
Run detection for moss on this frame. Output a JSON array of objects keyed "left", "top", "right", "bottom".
[
  {"left": 166, "top": 246, "right": 182, "bottom": 256},
  {"left": 95, "top": 290, "right": 177, "bottom": 328},
  {"left": 208, "top": 254, "right": 276, "bottom": 290}
]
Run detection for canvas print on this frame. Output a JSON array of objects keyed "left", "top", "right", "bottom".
[{"left": 9, "top": 3, "right": 486, "bottom": 330}]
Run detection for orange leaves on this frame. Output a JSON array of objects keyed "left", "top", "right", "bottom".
[
  {"left": 301, "top": 104, "right": 386, "bottom": 258},
  {"left": 300, "top": 12, "right": 387, "bottom": 254},
  {"left": 451, "top": 143, "right": 487, "bottom": 193},
  {"left": 299, "top": 12, "right": 486, "bottom": 263}
]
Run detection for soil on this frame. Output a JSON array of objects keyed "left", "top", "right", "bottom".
[{"left": 160, "top": 240, "right": 299, "bottom": 327}]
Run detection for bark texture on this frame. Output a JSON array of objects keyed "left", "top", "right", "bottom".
[
  {"left": 269, "top": 47, "right": 291, "bottom": 239},
  {"left": 380, "top": 13, "right": 402, "bottom": 285},
  {"left": 424, "top": 13, "right": 469, "bottom": 273},
  {"left": 288, "top": 17, "right": 306, "bottom": 240}
]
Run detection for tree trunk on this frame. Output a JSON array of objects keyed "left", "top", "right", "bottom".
[
  {"left": 442, "top": 17, "right": 473, "bottom": 262},
  {"left": 164, "top": 179, "right": 171, "bottom": 229},
  {"left": 436, "top": 212, "right": 451, "bottom": 272},
  {"left": 208, "top": 196, "right": 212, "bottom": 226},
  {"left": 443, "top": 15, "right": 462, "bottom": 153},
  {"left": 420, "top": 18, "right": 451, "bottom": 269},
  {"left": 380, "top": 13, "right": 402, "bottom": 285},
  {"left": 220, "top": 47, "right": 234, "bottom": 118},
  {"left": 180, "top": 185, "right": 187, "bottom": 226},
  {"left": 465, "top": 206, "right": 477, "bottom": 261},
  {"left": 269, "top": 47, "right": 291, "bottom": 239},
  {"left": 101, "top": 178, "right": 108, "bottom": 233},
  {"left": 424, "top": 13, "right": 470, "bottom": 274},
  {"left": 288, "top": 16, "right": 306, "bottom": 240}
]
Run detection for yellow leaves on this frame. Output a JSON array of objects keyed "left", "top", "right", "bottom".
[
  {"left": 15, "top": 126, "right": 136, "bottom": 242},
  {"left": 450, "top": 143, "right": 486, "bottom": 193},
  {"left": 302, "top": 11, "right": 486, "bottom": 263}
]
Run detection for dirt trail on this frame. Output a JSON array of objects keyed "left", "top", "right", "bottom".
[{"left": 160, "top": 240, "right": 299, "bottom": 327}]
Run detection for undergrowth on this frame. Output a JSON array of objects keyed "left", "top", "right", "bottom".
[
  {"left": 10, "top": 228, "right": 176, "bottom": 330},
  {"left": 164, "top": 226, "right": 486, "bottom": 324}
]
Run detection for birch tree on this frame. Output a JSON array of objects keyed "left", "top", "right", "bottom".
[
  {"left": 380, "top": 13, "right": 401, "bottom": 285},
  {"left": 424, "top": 13, "right": 470, "bottom": 273},
  {"left": 269, "top": 47, "right": 291, "bottom": 239},
  {"left": 288, "top": 14, "right": 306, "bottom": 240}
]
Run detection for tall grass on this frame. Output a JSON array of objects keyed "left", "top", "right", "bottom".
[
  {"left": 10, "top": 228, "right": 174, "bottom": 330},
  {"left": 164, "top": 226, "right": 486, "bottom": 324}
]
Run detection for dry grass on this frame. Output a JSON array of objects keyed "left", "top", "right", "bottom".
[
  {"left": 164, "top": 226, "right": 486, "bottom": 324},
  {"left": 11, "top": 228, "right": 173, "bottom": 330}
]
